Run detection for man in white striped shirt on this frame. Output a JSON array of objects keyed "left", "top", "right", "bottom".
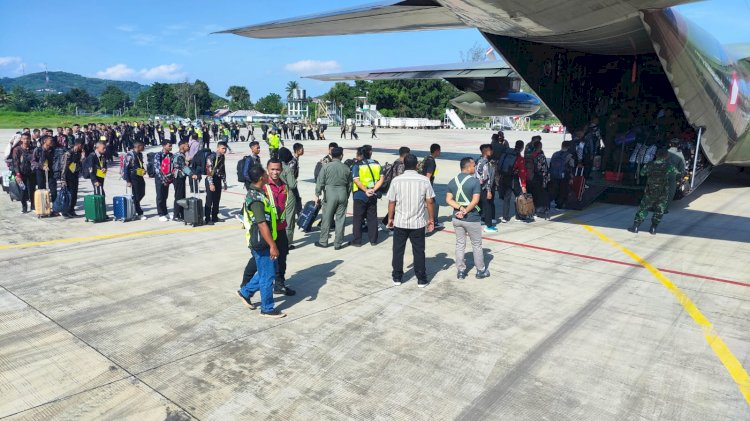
[{"left": 386, "top": 154, "right": 435, "bottom": 287}]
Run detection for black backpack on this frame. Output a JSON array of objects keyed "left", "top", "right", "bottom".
[
  {"left": 52, "top": 148, "right": 66, "bottom": 179},
  {"left": 146, "top": 152, "right": 157, "bottom": 178},
  {"left": 497, "top": 150, "right": 517, "bottom": 178},
  {"left": 237, "top": 155, "right": 258, "bottom": 183},
  {"left": 81, "top": 154, "right": 94, "bottom": 179},
  {"left": 379, "top": 162, "right": 395, "bottom": 193},
  {"left": 191, "top": 148, "right": 212, "bottom": 176}
]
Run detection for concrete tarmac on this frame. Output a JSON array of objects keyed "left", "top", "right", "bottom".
[{"left": 1, "top": 128, "right": 749, "bottom": 420}]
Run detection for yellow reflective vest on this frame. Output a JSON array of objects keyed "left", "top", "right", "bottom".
[
  {"left": 352, "top": 159, "right": 381, "bottom": 192},
  {"left": 269, "top": 133, "right": 280, "bottom": 150}
]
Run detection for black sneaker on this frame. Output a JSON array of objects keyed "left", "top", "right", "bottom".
[
  {"left": 314, "top": 242, "right": 329, "bottom": 248},
  {"left": 457, "top": 270, "right": 467, "bottom": 280},
  {"left": 476, "top": 269, "right": 490, "bottom": 279},
  {"left": 274, "top": 285, "right": 296, "bottom": 296},
  {"left": 236, "top": 290, "right": 257, "bottom": 310},
  {"left": 288, "top": 245, "right": 296, "bottom": 250},
  {"left": 417, "top": 281, "right": 429, "bottom": 288},
  {"left": 261, "top": 308, "right": 286, "bottom": 319},
  {"left": 206, "top": 220, "right": 215, "bottom": 225}
]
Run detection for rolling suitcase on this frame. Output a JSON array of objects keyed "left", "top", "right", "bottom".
[
  {"left": 84, "top": 186, "right": 107, "bottom": 223},
  {"left": 183, "top": 179, "right": 204, "bottom": 227},
  {"left": 113, "top": 187, "right": 136, "bottom": 222},
  {"left": 34, "top": 170, "right": 52, "bottom": 218},
  {"left": 297, "top": 200, "right": 321, "bottom": 232},
  {"left": 515, "top": 193, "right": 535, "bottom": 221},
  {"left": 572, "top": 165, "right": 586, "bottom": 201}
]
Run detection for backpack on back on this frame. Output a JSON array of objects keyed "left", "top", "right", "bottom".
[
  {"left": 191, "top": 148, "right": 212, "bottom": 176},
  {"left": 160, "top": 154, "right": 174, "bottom": 185},
  {"left": 497, "top": 150, "right": 517, "bottom": 178},
  {"left": 237, "top": 155, "right": 255, "bottom": 183},
  {"left": 52, "top": 148, "right": 66, "bottom": 179},
  {"left": 146, "top": 152, "right": 157, "bottom": 178},
  {"left": 81, "top": 154, "right": 94, "bottom": 179},
  {"left": 549, "top": 151, "right": 569, "bottom": 180},
  {"left": 379, "top": 162, "right": 394, "bottom": 193},
  {"left": 417, "top": 156, "right": 433, "bottom": 176}
]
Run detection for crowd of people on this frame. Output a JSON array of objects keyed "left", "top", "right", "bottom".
[{"left": 3, "top": 114, "right": 687, "bottom": 319}]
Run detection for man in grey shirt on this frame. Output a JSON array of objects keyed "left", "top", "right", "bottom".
[
  {"left": 386, "top": 154, "right": 435, "bottom": 287},
  {"left": 446, "top": 157, "right": 490, "bottom": 280}
]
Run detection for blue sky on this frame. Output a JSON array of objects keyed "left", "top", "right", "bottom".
[{"left": 0, "top": 0, "right": 748, "bottom": 100}]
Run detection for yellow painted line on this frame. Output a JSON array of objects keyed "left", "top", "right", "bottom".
[
  {"left": 581, "top": 224, "right": 750, "bottom": 407},
  {"left": 0, "top": 225, "right": 236, "bottom": 251}
]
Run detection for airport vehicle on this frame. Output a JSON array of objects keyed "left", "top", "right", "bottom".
[{"left": 217, "top": 0, "right": 749, "bottom": 197}]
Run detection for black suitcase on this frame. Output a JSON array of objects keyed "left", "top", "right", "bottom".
[
  {"left": 184, "top": 179, "right": 204, "bottom": 227},
  {"left": 297, "top": 200, "right": 321, "bottom": 232}
]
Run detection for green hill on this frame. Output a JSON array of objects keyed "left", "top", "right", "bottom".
[{"left": 0, "top": 71, "right": 149, "bottom": 99}]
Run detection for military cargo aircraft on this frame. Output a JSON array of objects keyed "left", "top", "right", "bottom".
[{"left": 217, "top": 1, "right": 749, "bottom": 193}]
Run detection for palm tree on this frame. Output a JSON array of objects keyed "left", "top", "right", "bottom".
[{"left": 285, "top": 80, "right": 300, "bottom": 99}]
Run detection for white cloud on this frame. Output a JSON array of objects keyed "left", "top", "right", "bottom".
[
  {"left": 116, "top": 24, "right": 136, "bottom": 32},
  {"left": 0, "top": 56, "right": 22, "bottom": 67},
  {"left": 96, "top": 63, "right": 187, "bottom": 81},
  {"left": 96, "top": 64, "right": 137, "bottom": 80},
  {"left": 284, "top": 60, "right": 341, "bottom": 75},
  {"left": 139, "top": 63, "right": 186, "bottom": 80}
]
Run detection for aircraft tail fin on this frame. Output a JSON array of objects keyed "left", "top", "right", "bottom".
[{"left": 215, "top": 0, "right": 466, "bottom": 39}]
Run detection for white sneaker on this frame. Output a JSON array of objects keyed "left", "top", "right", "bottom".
[
  {"left": 140, "top": 215, "right": 147, "bottom": 220},
  {"left": 159, "top": 216, "right": 169, "bottom": 222},
  {"left": 168, "top": 213, "right": 174, "bottom": 220},
  {"left": 393, "top": 280, "right": 402, "bottom": 286}
]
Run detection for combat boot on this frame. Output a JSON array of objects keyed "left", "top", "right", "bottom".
[
  {"left": 627, "top": 223, "right": 640, "bottom": 233},
  {"left": 649, "top": 224, "right": 658, "bottom": 235}
]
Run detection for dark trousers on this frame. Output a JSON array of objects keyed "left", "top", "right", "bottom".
[
  {"left": 173, "top": 177, "right": 186, "bottom": 219},
  {"left": 91, "top": 176, "right": 105, "bottom": 200},
  {"left": 548, "top": 178, "right": 570, "bottom": 208},
  {"left": 497, "top": 181, "right": 516, "bottom": 221},
  {"left": 392, "top": 227, "right": 427, "bottom": 283},
  {"left": 202, "top": 139, "right": 210, "bottom": 149},
  {"left": 240, "top": 230, "right": 290, "bottom": 288},
  {"left": 35, "top": 169, "right": 57, "bottom": 203},
  {"left": 64, "top": 174, "right": 79, "bottom": 214},
  {"left": 21, "top": 173, "right": 37, "bottom": 210},
  {"left": 131, "top": 176, "right": 145, "bottom": 215},
  {"left": 204, "top": 178, "right": 222, "bottom": 221},
  {"left": 353, "top": 198, "right": 378, "bottom": 245},
  {"left": 155, "top": 180, "right": 170, "bottom": 216},
  {"left": 528, "top": 178, "right": 549, "bottom": 210},
  {"left": 480, "top": 189, "right": 496, "bottom": 226}
]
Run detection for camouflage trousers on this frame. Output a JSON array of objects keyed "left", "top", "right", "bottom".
[{"left": 634, "top": 188, "right": 668, "bottom": 226}]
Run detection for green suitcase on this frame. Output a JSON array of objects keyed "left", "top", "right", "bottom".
[{"left": 84, "top": 187, "right": 107, "bottom": 223}]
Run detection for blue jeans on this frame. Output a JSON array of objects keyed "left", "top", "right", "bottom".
[{"left": 239, "top": 248, "right": 277, "bottom": 312}]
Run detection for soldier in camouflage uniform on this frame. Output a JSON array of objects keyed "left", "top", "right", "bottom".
[{"left": 628, "top": 148, "right": 679, "bottom": 235}]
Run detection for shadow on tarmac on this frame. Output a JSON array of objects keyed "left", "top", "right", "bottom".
[{"left": 276, "top": 259, "right": 343, "bottom": 311}]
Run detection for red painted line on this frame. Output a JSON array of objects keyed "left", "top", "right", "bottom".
[{"left": 441, "top": 229, "right": 750, "bottom": 289}]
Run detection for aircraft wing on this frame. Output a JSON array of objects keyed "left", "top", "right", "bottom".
[
  {"left": 215, "top": 0, "right": 466, "bottom": 39},
  {"left": 306, "top": 61, "right": 516, "bottom": 81}
]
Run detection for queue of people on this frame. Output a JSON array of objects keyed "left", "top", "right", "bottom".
[
  {"left": 3, "top": 120, "right": 686, "bottom": 320},
  {"left": 3, "top": 123, "right": 233, "bottom": 225}
]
